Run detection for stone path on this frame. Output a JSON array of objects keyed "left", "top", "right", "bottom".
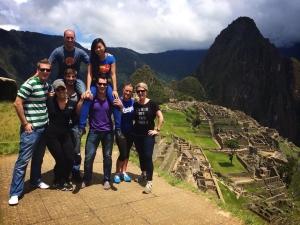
[{"left": 0, "top": 149, "right": 242, "bottom": 225}]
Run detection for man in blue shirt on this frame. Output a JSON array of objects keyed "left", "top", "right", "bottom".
[{"left": 49, "top": 29, "right": 89, "bottom": 95}]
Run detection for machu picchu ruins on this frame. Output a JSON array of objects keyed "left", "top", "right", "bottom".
[{"left": 154, "top": 100, "right": 299, "bottom": 224}]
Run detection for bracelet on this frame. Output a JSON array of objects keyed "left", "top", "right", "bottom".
[{"left": 156, "top": 128, "right": 160, "bottom": 132}]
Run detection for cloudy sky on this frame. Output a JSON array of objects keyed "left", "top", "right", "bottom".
[{"left": 0, "top": 0, "right": 300, "bottom": 53}]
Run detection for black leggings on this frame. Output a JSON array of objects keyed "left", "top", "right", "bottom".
[
  {"left": 46, "top": 129, "right": 74, "bottom": 184},
  {"left": 134, "top": 135, "right": 155, "bottom": 181},
  {"left": 115, "top": 132, "right": 133, "bottom": 161}
]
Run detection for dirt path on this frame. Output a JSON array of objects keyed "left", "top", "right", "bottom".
[{"left": 0, "top": 150, "right": 242, "bottom": 225}]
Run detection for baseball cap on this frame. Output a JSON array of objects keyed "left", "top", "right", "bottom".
[{"left": 52, "top": 79, "right": 66, "bottom": 90}]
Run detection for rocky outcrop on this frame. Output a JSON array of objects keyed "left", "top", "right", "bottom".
[
  {"left": 196, "top": 17, "right": 300, "bottom": 145},
  {"left": 0, "top": 77, "right": 17, "bottom": 101}
]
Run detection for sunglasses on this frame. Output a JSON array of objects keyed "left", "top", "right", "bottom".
[
  {"left": 39, "top": 68, "right": 51, "bottom": 72},
  {"left": 136, "top": 90, "right": 146, "bottom": 94},
  {"left": 97, "top": 82, "right": 107, "bottom": 87}
]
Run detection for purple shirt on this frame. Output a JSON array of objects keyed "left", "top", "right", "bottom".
[{"left": 89, "top": 98, "right": 113, "bottom": 131}]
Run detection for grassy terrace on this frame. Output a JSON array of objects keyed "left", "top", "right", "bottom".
[
  {"left": 162, "top": 109, "right": 246, "bottom": 175},
  {"left": 0, "top": 101, "right": 19, "bottom": 154}
]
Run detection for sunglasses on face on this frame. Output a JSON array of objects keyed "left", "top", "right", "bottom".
[
  {"left": 39, "top": 68, "right": 51, "bottom": 72},
  {"left": 136, "top": 90, "right": 146, "bottom": 94},
  {"left": 97, "top": 82, "right": 107, "bottom": 87}
]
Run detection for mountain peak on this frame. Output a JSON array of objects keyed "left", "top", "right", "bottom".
[{"left": 214, "top": 16, "right": 264, "bottom": 46}]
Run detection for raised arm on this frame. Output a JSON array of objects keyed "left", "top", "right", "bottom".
[
  {"left": 86, "top": 64, "right": 92, "bottom": 92},
  {"left": 110, "top": 62, "right": 119, "bottom": 99}
]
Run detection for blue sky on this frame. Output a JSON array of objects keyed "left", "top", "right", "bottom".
[{"left": 1, "top": 0, "right": 300, "bottom": 53}]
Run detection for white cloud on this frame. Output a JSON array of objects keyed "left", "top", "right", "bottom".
[
  {"left": 0, "top": 24, "right": 20, "bottom": 31},
  {"left": 0, "top": 0, "right": 300, "bottom": 52},
  {"left": 13, "top": 0, "right": 29, "bottom": 4}
]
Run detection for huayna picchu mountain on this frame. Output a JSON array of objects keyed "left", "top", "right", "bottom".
[{"left": 197, "top": 16, "right": 300, "bottom": 145}]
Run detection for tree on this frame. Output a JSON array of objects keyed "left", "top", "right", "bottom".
[{"left": 225, "top": 139, "right": 239, "bottom": 165}]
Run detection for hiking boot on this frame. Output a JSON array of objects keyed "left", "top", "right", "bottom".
[
  {"left": 143, "top": 181, "right": 152, "bottom": 194},
  {"left": 103, "top": 181, "right": 111, "bottom": 190},
  {"left": 122, "top": 172, "right": 131, "bottom": 182},
  {"left": 113, "top": 174, "right": 121, "bottom": 184},
  {"left": 134, "top": 173, "right": 146, "bottom": 183}
]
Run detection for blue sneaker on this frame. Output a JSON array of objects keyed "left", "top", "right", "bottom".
[
  {"left": 113, "top": 174, "right": 121, "bottom": 184},
  {"left": 123, "top": 173, "right": 131, "bottom": 182}
]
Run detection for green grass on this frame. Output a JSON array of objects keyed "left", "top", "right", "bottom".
[
  {"left": 204, "top": 151, "right": 246, "bottom": 174},
  {"left": 218, "top": 182, "right": 267, "bottom": 225},
  {"left": 0, "top": 101, "right": 19, "bottom": 154},
  {"left": 162, "top": 109, "right": 246, "bottom": 174},
  {"left": 162, "top": 110, "right": 218, "bottom": 150}
]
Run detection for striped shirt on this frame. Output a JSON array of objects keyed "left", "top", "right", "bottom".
[{"left": 17, "top": 76, "right": 49, "bottom": 128}]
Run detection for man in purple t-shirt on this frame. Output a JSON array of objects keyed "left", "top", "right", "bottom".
[{"left": 81, "top": 77, "right": 114, "bottom": 190}]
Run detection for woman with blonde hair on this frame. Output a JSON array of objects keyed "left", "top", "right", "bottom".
[{"left": 133, "top": 82, "right": 164, "bottom": 194}]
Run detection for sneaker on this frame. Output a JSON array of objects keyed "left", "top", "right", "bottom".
[
  {"left": 103, "top": 181, "right": 111, "bottom": 190},
  {"left": 143, "top": 181, "right": 152, "bottom": 194},
  {"left": 8, "top": 195, "right": 18, "bottom": 206},
  {"left": 38, "top": 182, "right": 50, "bottom": 189},
  {"left": 122, "top": 172, "right": 131, "bottom": 182},
  {"left": 113, "top": 174, "right": 121, "bottom": 184},
  {"left": 134, "top": 173, "right": 146, "bottom": 183},
  {"left": 61, "top": 182, "right": 73, "bottom": 191}
]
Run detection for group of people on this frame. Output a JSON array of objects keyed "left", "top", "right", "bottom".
[{"left": 8, "top": 29, "right": 164, "bottom": 206}]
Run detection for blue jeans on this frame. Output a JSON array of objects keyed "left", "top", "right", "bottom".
[
  {"left": 72, "top": 126, "right": 82, "bottom": 173},
  {"left": 134, "top": 135, "right": 155, "bottom": 181},
  {"left": 10, "top": 127, "right": 46, "bottom": 197},
  {"left": 83, "top": 130, "right": 114, "bottom": 182}
]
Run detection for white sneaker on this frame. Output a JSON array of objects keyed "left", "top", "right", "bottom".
[
  {"left": 143, "top": 181, "right": 152, "bottom": 194},
  {"left": 38, "top": 182, "right": 50, "bottom": 189},
  {"left": 8, "top": 195, "right": 18, "bottom": 206}
]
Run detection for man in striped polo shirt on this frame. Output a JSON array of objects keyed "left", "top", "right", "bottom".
[{"left": 8, "top": 59, "right": 51, "bottom": 206}]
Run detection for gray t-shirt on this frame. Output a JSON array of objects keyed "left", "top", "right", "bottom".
[{"left": 49, "top": 46, "right": 90, "bottom": 79}]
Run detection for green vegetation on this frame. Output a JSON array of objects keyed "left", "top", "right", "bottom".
[
  {"left": 162, "top": 109, "right": 218, "bottom": 150},
  {"left": 130, "top": 65, "right": 170, "bottom": 104},
  {"left": 171, "top": 76, "right": 207, "bottom": 101},
  {"left": 162, "top": 109, "right": 245, "bottom": 174},
  {"left": 204, "top": 150, "right": 246, "bottom": 174},
  {"left": 219, "top": 182, "right": 267, "bottom": 225},
  {"left": 0, "top": 101, "right": 19, "bottom": 154}
]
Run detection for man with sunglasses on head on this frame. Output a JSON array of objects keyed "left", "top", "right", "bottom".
[
  {"left": 49, "top": 29, "right": 89, "bottom": 96},
  {"left": 79, "top": 76, "right": 115, "bottom": 190},
  {"left": 63, "top": 68, "right": 85, "bottom": 182},
  {"left": 8, "top": 59, "right": 52, "bottom": 206}
]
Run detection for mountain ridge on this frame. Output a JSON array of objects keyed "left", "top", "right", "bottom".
[{"left": 196, "top": 16, "right": 300, "bottom": 145}]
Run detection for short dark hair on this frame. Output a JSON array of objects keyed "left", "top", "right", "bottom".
[
  {"left": 97, "top": 76, "right": 107, "bottom": 83},
  {"left": 64, "top": 68, "right": 77, "bottom": 75},
  {"left": 37, "top": 58, "right": 51, "bottom": 68}
]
